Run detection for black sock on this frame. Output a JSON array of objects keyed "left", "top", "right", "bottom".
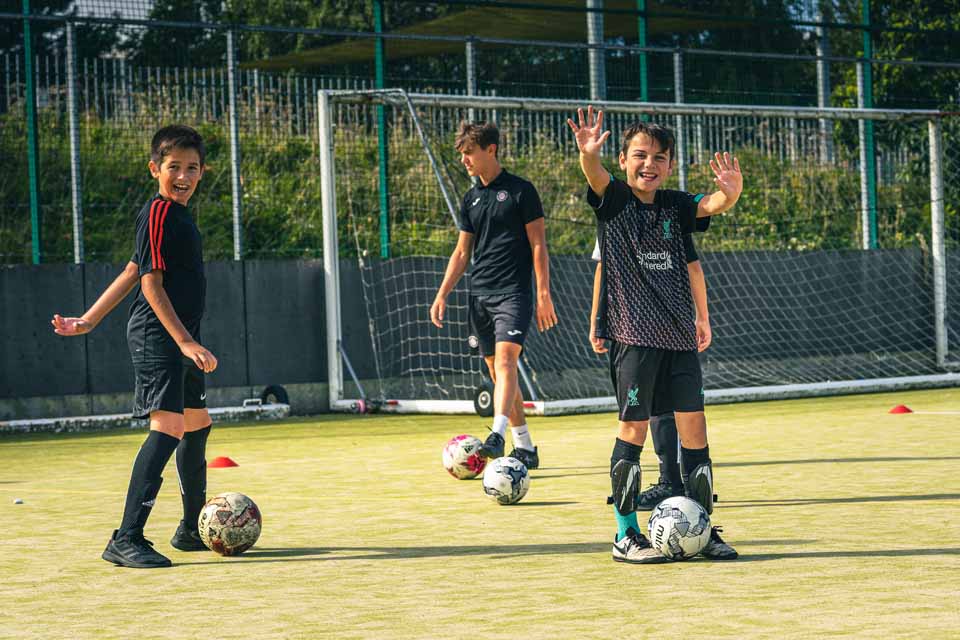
[
  {"left": 176, "top": 425, "right": 211, "bottom": 532},
  {"left": 118, "top": 430, "right": 181, "bottom": 539},
  {"left": 680, "top": 445, "right": 711, "bottom": 486},
  {"left": 610, "top": 438, "right": 643, "bottom": 475},
  {"left": 651, "top": 413, "right": 682, "bottom": 490}
]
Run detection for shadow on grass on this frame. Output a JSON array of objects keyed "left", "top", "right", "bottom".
[
  {"left": 735, "top": 548, "right": 960, "bottom": 562},
  {"left": 177, "top": 537, "right": 816, "bottom": 566},
  {"left": 722, "top": 493, "right": 960, "bottom": 508},
  {"left": 718, "top": 455, "right": 960, "bottom": 468},
  {"left": 178, "top": 542, "right": 611, "bottom": 565},
  {"left": 532, "top": 472, "right": 608, "bottom": 479}
]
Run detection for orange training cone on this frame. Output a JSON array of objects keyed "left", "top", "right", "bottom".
[
  {"left": 889, "top": 405, "right": 913, "bottom": 414},
  {"left": 209, "top": 456, "right": 239, "bottom": 468}
]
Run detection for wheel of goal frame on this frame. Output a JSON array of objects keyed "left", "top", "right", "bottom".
[
  {"left": 474, "top": 380, "right": 494, "bottom": 417},
  {"left": 260, "top": 384, "right": 289, "bottom": 405}
]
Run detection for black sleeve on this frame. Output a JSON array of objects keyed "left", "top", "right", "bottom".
[
  {"left": 134, "top": 200, "right": 175, "bottom": 276},
  {"left": 683, "top": 233, "right": 699, "bottom": 264},
  {"left": 677, "top": 191, "right": 704, "bottom": 234},
  {"left": 520, "top": 182, "right": 544, "bottom": 225},
  {"left": 586, "top": 175, "right": 631, "bottom": 222},
  {"left": 457, "top": 193, "right": 474, "bottom": 234}
]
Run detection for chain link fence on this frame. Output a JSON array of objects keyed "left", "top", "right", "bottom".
[{"left": 1, "top": 4, "right": 959, "bottom": 263}]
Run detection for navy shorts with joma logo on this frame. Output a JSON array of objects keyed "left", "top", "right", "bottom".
[{"left": 469, "top": 293, "right": 533, "bottom": 356}]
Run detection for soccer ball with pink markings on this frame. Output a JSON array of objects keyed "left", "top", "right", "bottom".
[
  {"left": 442, "top": 434, "right": 487, "bottom": 479},
  {"left": 198, "top": 492, "right": 262, "bottom": 556}
]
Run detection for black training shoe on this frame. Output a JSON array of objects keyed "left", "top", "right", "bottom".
[
  {"left": 170, "top": 521, "right": 208, "bottom": 552},
  {"left": 637, "top": 481, "right": 684, "bottom": 511},
  {"left": 700, "top": 526, "right": 738, "bottom": 560},
  {"left": 478, "top": 431, "right": 505, "bottom": 459},
  {"left": 102, "top": 530, "right": 172, "bottom": 568},
  {"left": 612, "top": 527, "right": 668, "bottom": 564},
  {"left": 508, "top": 446, "right": 539, "bottom": 470}
]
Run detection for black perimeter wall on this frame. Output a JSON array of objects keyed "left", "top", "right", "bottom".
[{"left": 1, "top": 251, "right": 957, "bottom": 407}]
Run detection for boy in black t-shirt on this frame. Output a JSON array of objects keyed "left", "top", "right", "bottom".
[
  {"left": 568, "top": 106, "right": 742, "bottom": 563},
  {"left": 52, "top": 125, "right": 217, "bottom": 568},
  {"left": 589, "top": 226, "right": 711, "bottom": 511},
  {"left": 430, "top": 122, "right": 558, "bottom": 469}
]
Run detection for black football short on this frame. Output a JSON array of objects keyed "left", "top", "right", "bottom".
[
  {"left": 469, "top": 293, "right": 533, "bottom": 356},
  {"left": 608, "top": 341, "right": 704, "bottom": 422},
  {"left": 128, "top": 324, "right": 206, "bottom": 418}
]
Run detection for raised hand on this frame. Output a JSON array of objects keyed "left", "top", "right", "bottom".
[
  {"left": 52, "top": 314, "right": 93, "bottom": 336},
  {"left": 710, "top": 151, "right": 742, "bottom": 201},
  {"left": 566, "top": 106, "right": 611, "bottom": 156}
]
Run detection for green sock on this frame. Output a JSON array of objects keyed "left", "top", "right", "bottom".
[{"left": 614, "top": 507, "right": 639, "bottom": 541}]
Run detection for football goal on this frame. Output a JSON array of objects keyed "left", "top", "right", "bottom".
[{"left": 319, "top": 88, "right": 959, "bottom": 415}]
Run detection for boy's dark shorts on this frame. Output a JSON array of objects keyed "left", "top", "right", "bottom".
[
  {"left": 608, "top": 341, "right": 704, "bottom": 422},
  {"left": 469, "top": 293, "right": 533, "bottom": 357},
  {"left": 128, "top": 326, "right": 206, "bottom": 418}
]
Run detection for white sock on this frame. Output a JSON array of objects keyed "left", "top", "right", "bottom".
[
  {"left": 511, "top": 423, "right": 533, "bottom": 451},
  {"left": 491, "top": 415, "right": 509, "bottom": 437}
]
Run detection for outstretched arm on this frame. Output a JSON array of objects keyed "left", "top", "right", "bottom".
[
  {"left": 697, "top": 151, "right": 743, "bottom": 217},
  {"left": 52, "top": 261, "right": 139, "bottom": 336},
  {"left": 430, "top": 231, "right": 474, "bottom": 328},
  {"left": 526, "top": 218, "right": 557, "bottom": 332},
  {"left": 567, "top": 106, "right": 612, "bottom": 198},
  {"left": 688, "top": 260, "right": 711, "bottom": 352}
]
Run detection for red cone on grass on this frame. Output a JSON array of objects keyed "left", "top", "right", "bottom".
[
  {"left": 209, "top": 456, "right": 239, "bottom": 468},
  {"left": 889, "top": 405, "right": 913, "bottom": 414}
]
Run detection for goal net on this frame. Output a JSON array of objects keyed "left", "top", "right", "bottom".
[{"left": 319, "top": 89, "right": 959, "bottom": 414}]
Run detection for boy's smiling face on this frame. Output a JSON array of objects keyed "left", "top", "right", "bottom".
[
  {"left": 619, "top": 133, "right": 673, "bottom": 199},
  {"left": 149, "top": 147, "right": 204, "bottom": 206}
]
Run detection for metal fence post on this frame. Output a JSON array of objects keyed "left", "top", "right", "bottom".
[
  {"left": 465, "top": 37, "right": 477, "bottom": 123},
  {"left": 66, "top": 22, "right": 83, "bottom": 263},
  {"left": 673, "top": 47, "right": 687, "bottom": 191},
  {"left": 374, "top": 0, "right": 390, "bottom": 259},
  {"left": 226, "top": 29, "right": 243, "bottom": 260},
  {"left": 928, "top": 119, "right": 948, "bottom": 367},
  {"left": 857, "top": 61, "right": 878, "bottom": 250},
  {"left": 587, "top": 0, "right": 605, "bottom": 101},
  {"left": 815, "top": 1, "right": 833, "bottom": 163},
  {"left": 636, "top": 0, "right": 648, "bottom": 103},
  {"left": 23, "top": 0, "right": 41, "bottom": 264}
]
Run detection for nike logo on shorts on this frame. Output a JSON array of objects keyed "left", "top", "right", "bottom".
[
  {"left": 507, "top": 330, "right": 523, "bottom": 336},
  {"left": 200, "top": 393, "right": 206, "bottom": 401}
]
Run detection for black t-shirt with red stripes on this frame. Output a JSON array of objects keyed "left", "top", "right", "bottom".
[{"left": 127, "top": 195, "right": 205, "bottom": 343}]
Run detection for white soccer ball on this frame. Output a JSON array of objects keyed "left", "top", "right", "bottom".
[
  {"left": 482, "top": 456, "right": 530, "bottom": 505},
  {"left": 442, "top": 434, "right": 487, "bottom": 479},
  {"left": 647, "top": 496, "right": 711, "bottom": 560}
]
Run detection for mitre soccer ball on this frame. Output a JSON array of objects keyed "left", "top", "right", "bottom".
[
  {"left": 482, "top": 457, "right": 530, "bottom": 505},
  {"left": 647, "top": 496, "right": 711, "bottom": 560},
  {"left": 442, "top": 434, "right": 487, "bottom": 479},
  {"left": 198, "top": 492, "right": 262, "bottom": 556}
]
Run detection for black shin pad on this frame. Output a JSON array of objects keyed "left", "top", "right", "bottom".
[
  {"left": 609, "top": 459, "right": 642, "bottom": 516},
  {"left": 685, "top": 462, "right": 714, "bottom": 515}
]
